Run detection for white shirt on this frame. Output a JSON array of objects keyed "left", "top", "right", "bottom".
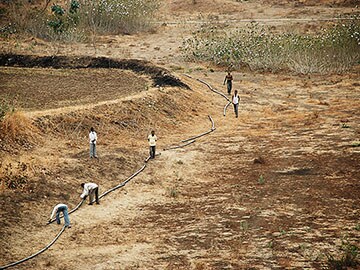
[
  {"left": 89, "top": 131, "right": 97, "bottom": 144},
  {"left": 232, "top": 94, "right": 239, "bottom": 104},
  {"left": 50, "top": 203, "right": 67, "bottom": 219},
  {"left": 80, "top": 183, "right": 98, "bottom": 198},
  {"left": 148, "top": 134, "right": 157, "bottom": 146}
]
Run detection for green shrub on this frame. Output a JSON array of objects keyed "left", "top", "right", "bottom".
[
  {"left": 182, "top": 17, "right": 360, "bottom": 74},
  {"left": 326, "top": 241, "right": 359, "bottom": 269},
  {"left": 47, "top": 1, "right": 82, "bottom": 41},
  {"left": 258, "top": 175, "right": 265, "bottom": 185},
  {"left": 167, "top": 186, "right": 178, "bottom": 198}
]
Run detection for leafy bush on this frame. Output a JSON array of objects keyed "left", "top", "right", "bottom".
[
  {"left": 47, "top": 1, "right": 81, "bottom": 40},
  {"left": 182, "top": 17, "right": 360, "bottom": 74},
  {"left": 48, "top": 4, "right": 67, "bottom": 34}
]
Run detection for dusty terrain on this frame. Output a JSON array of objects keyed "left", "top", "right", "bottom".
[{"left": 0, "top": 0, "right": 359, "bottom": 269}]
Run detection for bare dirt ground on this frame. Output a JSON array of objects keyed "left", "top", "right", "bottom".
[
  {"left": 0, "top": 67, "right": 149, "bottom": 110},
  {"left": 0, "top": 0, "right": 360, "bottom": 269}
]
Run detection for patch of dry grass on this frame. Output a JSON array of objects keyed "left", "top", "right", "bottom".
[{"left": 0, "top": 111, "right": 38, "bottom": 142}]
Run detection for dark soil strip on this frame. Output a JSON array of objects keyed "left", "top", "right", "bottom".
[{"left": 0, "top": 54, "right": 189, "bottom": 89}]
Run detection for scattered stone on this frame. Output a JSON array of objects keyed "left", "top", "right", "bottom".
[
  {"left": 254, "top": 157, "right": 265, "bottom": 164},
  {"left": 276, "top": 168, "right": 312, "bottom": 175},
  {"left": 318, "top": 101, "right": 329, "bottom": 106}
]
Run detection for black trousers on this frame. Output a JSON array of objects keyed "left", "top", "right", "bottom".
[
  {"left": 227, "top": 81, "right": 232, "bottom": 95},
  {"left": 149, "top": 146, "right": 156, "bottom": 159},
  {"left": 89, "top": 187, "right": 99, "bottom": 204}
]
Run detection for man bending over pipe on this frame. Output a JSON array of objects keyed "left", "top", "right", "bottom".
[
  {"left": 48, "top": 204, "right": 71, "bottom": 228},
  {"left": 81, "top": 182, "right": 99, "bottom": 205}
]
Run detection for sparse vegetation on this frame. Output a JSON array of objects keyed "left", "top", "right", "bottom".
[
  {"left": 0, "top": 110, "right": 38, "bottom": 144},
  {"left": 3, "top": 0, "right": 84, "bottom": 42},
  {"left": 279, "top": 228, "right": 287, "bottom": 235},
  {"left": 240, "top": 220, "right": 249, "bottom": 231},
  {"left": 77, "top": 0, "right": 159, "bottom": 35},
  {"left": 326, "top": 240, "right": 359, "bottom": 269},
  {"left": 0, "top": 23, "right": 16, "bottom": 38},
  {"left": 267, "top": 240, "right": 274, "bottom": 248},
  {"left": 0, "top": 98, "right": 14, "bottom": 120},
  {"left": 167, "top": 186, "right": 179, "bottom": 198},
  {"left": 258, "top": 175, "right": 265, "bottom": 184},
  {"left": 182, "top": 17, "right": 360, "bottom": 74},
  {"left": 0, "top": 99, "right": 36, "bottom": 148},
  {"left": 2, "top": 0, "right": 159, "bottom": 41},
  {"left": 0, "top": 161, "right": 30, "bottom": 190}
]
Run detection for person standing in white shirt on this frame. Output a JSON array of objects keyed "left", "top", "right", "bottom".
[
  {"left": 89, "top": 127, "right": 98, "bottom": 158},
  {"left": 48, "top": 203, "right": 71, "bottom": 228},
  {"left": 232, "top": 90, "right": 240, "bottom": 118},
  {"left": 80, "top": 182, "right": 99, "bottom": 205},
  {"left": 148, "top": 130, "right": 157, "bottom": 159}
]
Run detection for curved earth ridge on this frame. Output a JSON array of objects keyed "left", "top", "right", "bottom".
[{"left": 0, "top": 54, "right": 189, "bottom": 89}]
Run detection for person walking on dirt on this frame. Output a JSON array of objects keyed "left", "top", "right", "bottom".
[
  {"left": 80, "top": 182, "right": 99, "bottom": 205},
  {"left": 223, "top": 71, "right": 233, "bottom": 95},
  {"left": 148, "top": 130, "right": 157, "bottom": 159},
  {"left": 232, "top": 90, "right": 240, "bottom": 118},
  {"left": 48, "top": 203, "right": 71, "bottom": 228},
  {"left": 89, "top": 127, "right": 98, "bottom": 158}
]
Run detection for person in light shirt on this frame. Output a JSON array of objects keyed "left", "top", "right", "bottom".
[
  {"left": 80, "top": 182, "right": 99, "bottom": 205},
  {"left": 232, "top": 90, "right": 240, "bottom": 118},
  {"left": 48, "top": 203, "right": 71, "bottom": 228},
  {"left": 89, "top": 127, "right": 98, "bottom": 158},
  {"left": 148, "top": 130, "right": 157, "bottom": 159}
]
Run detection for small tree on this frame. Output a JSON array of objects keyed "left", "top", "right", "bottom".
[{"left": 48, "top": 0, "right": 80, "bottom": 37}]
